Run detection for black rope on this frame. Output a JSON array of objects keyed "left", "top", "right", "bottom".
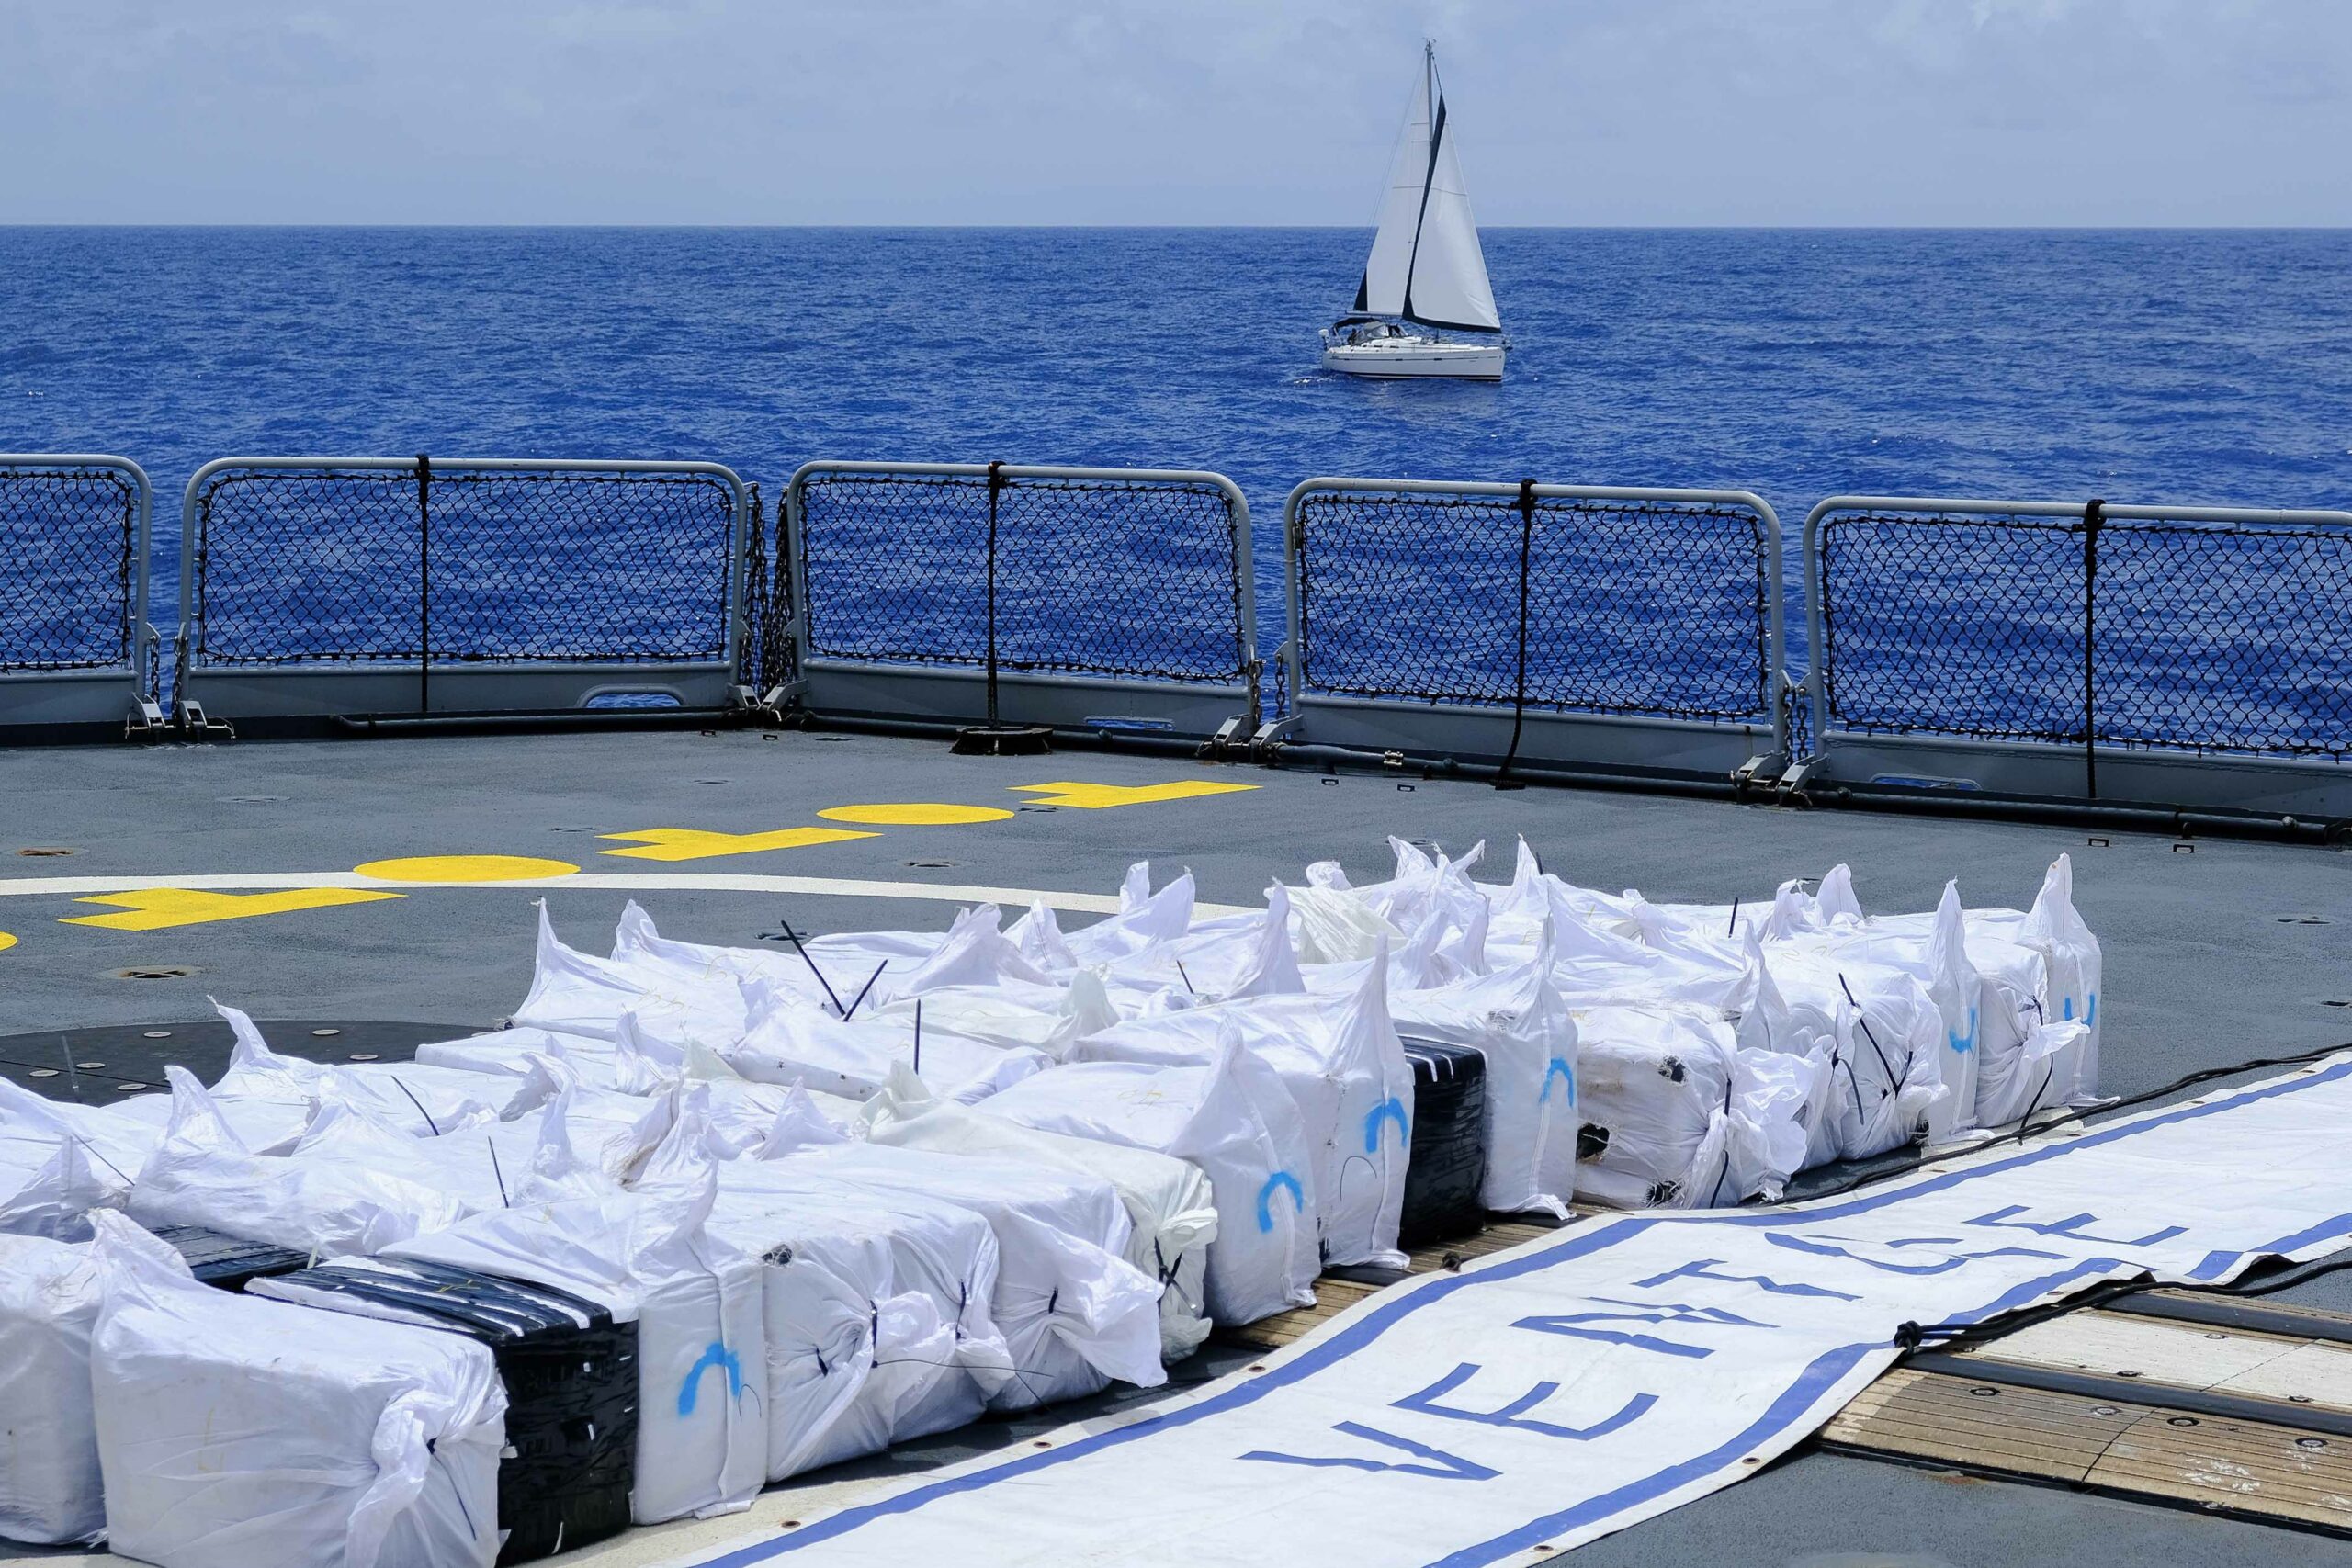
[
  {"left": 416, "top": 453, "right": 432, "bottom": 716},
  {"left": 763, "top": 918, "right": 847, "bottom": 1015},
  {"left": 1804, "top": 1039, "right": 2352, "bottom": 1202},
  {"left": 388, "top": 1075, "right": 443, "bottom": 1137},
  {"left": 1895, "top": 1251, "right": 2352, "bottom": 1359},
  {"left": 2082, "top": 497, "right": 2104, "bottom": 799},
  {"left": 1497, "top": 479, "right": 1537, "bottom": 789}
]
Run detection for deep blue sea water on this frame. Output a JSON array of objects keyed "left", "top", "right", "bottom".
[{"left": 6, "top": 227, "right": 2351, "bottom": 672}]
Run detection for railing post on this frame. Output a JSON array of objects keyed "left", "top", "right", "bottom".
[
  {"left": 984, "top": 458, "right": 1003, "bottom": 727},
  {"left": 416, "top": 453, "right": 432, "bottom": 716},
  {"left": 2081, "top": 497, "right": 2103, "bottom": 801},
  {"left": 1496, "top": 477, "right": 1537, "bottom": 789}
]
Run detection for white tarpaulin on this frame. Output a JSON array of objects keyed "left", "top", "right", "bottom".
[
  {"left": 682, "top": 1055, "right": 2352, "bottom": 1568},
  {"left": 0, "top": 1231, "right": 104, "bottom": 1545}
]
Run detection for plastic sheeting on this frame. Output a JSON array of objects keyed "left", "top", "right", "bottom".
[
  {"left": 0, "top": 1078, "right": 126, "bottom": 1239},
  {"left": 1075, "top": 960, "right": 1412, "bottom": 1269},
  {"left": 1383, "top": 950, "right": 1578, "bottom": 1218},
  {"left": 761, "top": 1140, "right": 1166, "bottom": 1409},
  {"left": 210, "top": 1002, "right": 537, "bottom": 1135},
  {"left": 0, "top": 1231, "right": 105, "bottom": 1545},
  {"left": 730, "top": 989, "right": 1048, "bottom": 1106},
  {"left": 863, "top": 1069, "right": 1219, "bottom": 1362},
  {"left": 978, "top": 1044, "right": 1317, "bottom": 1325},
  {"left": 128, "top": 1068, "right": 470, "bottom": 1257},
  {"left": 706, "top": 1149, "right": 1012, "bottom": 1471},
  {"left": 89, "top": 1211, "right": 506, "bottom": 1568},
  {"left": 511, "top": 903, "right": 752, "bottom": 1049},
  {"left": 380, "top": 1187, "right": 765, "bottom": 1526}
]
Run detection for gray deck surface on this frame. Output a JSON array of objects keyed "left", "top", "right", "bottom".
[{"left": 5, "top": 726, "right": 2348, "bottom": 1565}]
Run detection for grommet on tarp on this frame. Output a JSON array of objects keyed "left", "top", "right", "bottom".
[{"left": 953, "top": 723, "right": 1051, "bottom": 756}]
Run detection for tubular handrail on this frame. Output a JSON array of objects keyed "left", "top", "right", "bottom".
[
  {"left": 785, "top": 459, "right": 1260, "bottom": 738},
  {"left": 1283, "top": 476, "right": 1787, "bottom": 768}
]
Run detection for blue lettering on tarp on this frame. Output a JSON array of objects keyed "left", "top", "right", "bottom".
[
  {"left": 1395, "top": 1362, "right": 1657, "bottom": 1439},
  {"left": 2062, "top": 993, "right": 2097, "bottom": 1026},
  {"left": 1256, "top": 1170, "right": 1306, "bottom": 1234},
  {"left": 1966, "top": 1204, "right": 2187, "bottom": 1247},
  {"left": 1513, "top": 1297, "right": 1772, "bottom": 1359},
  {"left": 1765, "top": 1233, "right": 2064, "bottom": 1276},
  {"left": 1949, "top": 1004, "right": 1978, "bottom": 1055},
  {"left": 1241, "top": 1421, "right": 1499, "bottom": 1481},
  {"left": 1634, "top": 1258, "right": 1860, "bottom": 1302},
  {"left": 677, "top": 1340, "right": 744, "bottom": 1417},
  {"left": 1540, "top": 1057, "right": 1576, "bottom": 1106},
  {"left": 1363, "top": 1098, "right": 1409, "bottom": 1154}
]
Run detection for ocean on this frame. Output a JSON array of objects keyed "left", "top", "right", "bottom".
[{"left": 6, "top": 226, "right": 2351, "bottom": 675}]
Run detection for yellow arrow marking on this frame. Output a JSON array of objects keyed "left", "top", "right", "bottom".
[
  {"left": 1010, "top": 780, "right": 1260, "bottom": 809},
  {"left": 597, "top": 826, "right": 880, "bottom": 863},
  {"left": 0, "top": 931, "right": 16, "bottom": 952},
  {"left": 61, "top": 887, "right": 402, "bottom": 931}
]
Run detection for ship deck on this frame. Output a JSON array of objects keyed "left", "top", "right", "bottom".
[{"left": 6, "top": 724, "right": 2351, "bottom": 1566}]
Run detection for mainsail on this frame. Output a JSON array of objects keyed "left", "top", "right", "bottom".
[{"left": 1350, "top": 45, "right": 1500, "bottom": 334}]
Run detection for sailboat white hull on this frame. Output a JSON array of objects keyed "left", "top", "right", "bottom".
[{"left": 1322, "top": 337, "right": 1506, "bottom": 380}]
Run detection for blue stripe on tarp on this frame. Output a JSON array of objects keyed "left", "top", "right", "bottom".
[{"left": 693, "top": 1055, "right": 2352, "bottom": 1566}]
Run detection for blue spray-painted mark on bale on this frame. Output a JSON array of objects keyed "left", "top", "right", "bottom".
[
  {"left": 677, "top": 1340, "right": 744, "bottom": 1418},
  {"left": 1949, "top": 1004, "right": 1978, "bottom": 1055},
  {"left": 1540, "top": 1057, "right": 1576, "bottom": 1106},
  {"left": 1363, "top": 1097, "right": 1408, "bottom": 1153},
  {"left": 1256, "top": 1170, "right": 1305, "bottom": 1234}
]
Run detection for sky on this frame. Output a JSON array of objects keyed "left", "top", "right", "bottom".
[{"left": 3, "top": 0, "right": 2348, "bottom": 226}]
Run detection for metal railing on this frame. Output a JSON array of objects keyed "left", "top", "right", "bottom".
[
  {"left": 1275, "top": 478, "right": 1786, "bottom": 780},
  {"left": 176, "top": 457, "right": 754, "bottom": 723},
  {"left": 785, "top": 461, "right": 1260, "bottom": 740},
  {"left": 0, "top": 456, "right": 162, "bottom": 733},
  {"left": 1800, "top": 495, "right": 2352, "bottom": 818}
]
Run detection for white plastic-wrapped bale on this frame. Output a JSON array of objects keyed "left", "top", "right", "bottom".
[
  {"left": 1382, "top": 948, "right": 1579, "bottom": 1219},
  {"left": 0, "top": 1077, "right": 128, "bottom": 1239},
  {"left": 0, "top": 1230, "right": 104, "bottom": 1546},
  {"left": 1072, "top": 959, "right": 1412, "bottom": 1269},
  {"left": 252, "top": 1259, "right": 638, "bottom": 1566},
  {"left": 1567, "top": 1001, "right": 1810, "bottom": 1209},
  {"left": 863, "top": 1068, "right": 1219, "bottom": 1361},
  {"left": 379, "top": 1153, "right": 765, "bottom": 1526},
  {"left": 707, "top": 1150, "right": 1014, "bottom": 1470},
  {"left": 210, "top": 1002, "right": 540, "bottom": 1134},
  {"left": 509, "top": 902, "right": 751, "bottom": 1048},
  {"left": 760, "top": 1140, "right": 1166, "bottom": 1409},
  {"left": 978, "top": 1044, "right": 1317, "bottom": 1325},
  {"left": 88, "top": 1212, "right": 507, "bottom": 1568},
  {"left": 127, "top": 1068, "right": 470, "bottom": 1258},
  {"left": 1742, "top": 940, "right": 1950, "bottom": 1162}
]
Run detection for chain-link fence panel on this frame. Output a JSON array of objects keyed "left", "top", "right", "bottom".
[
  {"left": 186, "top": 461, "right": 743, "bottom": 671},
  {"left": 1814, "top": 504, "right": 2352, "bottom": 761},
  {"left": 795, "top": 468, "right": 1250, "bottom": 684},
  {"left": 1, "top": 460, "right": 145, "bottom": 675},
  {"left": 1294, "top": 487, "right": 1777, "bottom": 724}
]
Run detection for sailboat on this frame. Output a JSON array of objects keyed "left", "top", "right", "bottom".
[{"left": 1323, "top": 42, "right": 1506, "bottom": 380}]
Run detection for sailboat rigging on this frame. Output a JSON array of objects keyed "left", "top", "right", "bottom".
[{"left": 1322, "top": 41, "right": 1507, "bottom": 380}]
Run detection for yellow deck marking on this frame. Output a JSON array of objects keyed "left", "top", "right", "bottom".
[
  {"left": 817, "top": 802, "right": 1015, "bottom": 826},
  {"left": 0, "top": 871, "right": 1250, "bottom": 918},
  {"left": 0, "top": 931, "right": 15, "bottom": 952},
  {"left": 1011, "top": 780, "right": 1259, "bottom": 809},
  {"left": 61, "top": 886, "right": 402, "bottom": 931},
  {"left": 354, "top": 854, "right": 581, "bottom": 884},
  {"left": 598, "top": 826, "right": 879, "bottom": 862}
]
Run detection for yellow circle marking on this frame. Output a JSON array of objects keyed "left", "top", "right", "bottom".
[
  {"left": 818, "top": 803, "right": 1014, "bottom": 827},
  {"left": 0, "top": 931, "right": 16, "bottom": 953},
  {"left": 353, "top": 854, "right": 581, "bottom": 884}
]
